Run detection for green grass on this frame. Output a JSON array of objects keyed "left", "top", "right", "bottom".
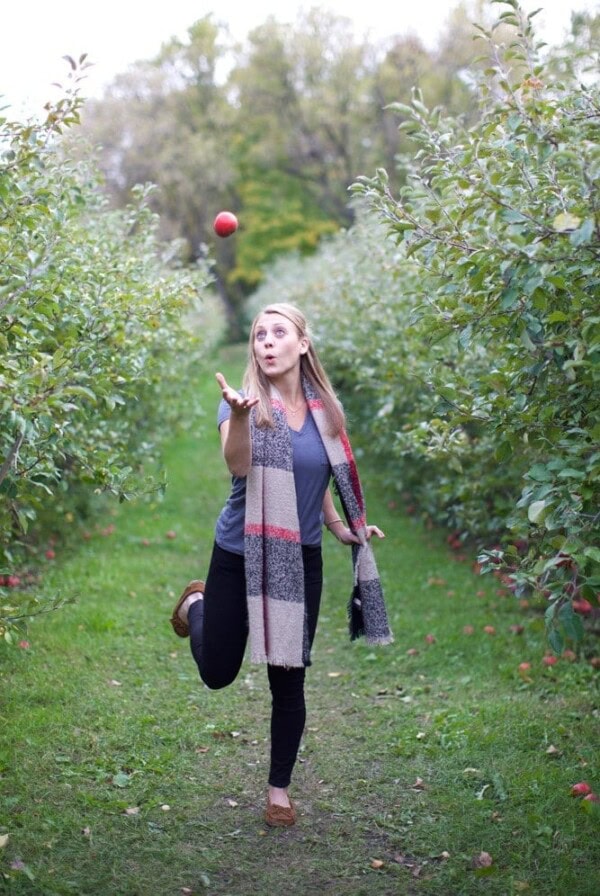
[{"left": 1, "top": 347, "right": 599, "bottom": 896}]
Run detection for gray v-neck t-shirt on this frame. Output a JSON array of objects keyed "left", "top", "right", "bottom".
[{"left": 214, "top": 399, "right": 331, "bottom": 555}]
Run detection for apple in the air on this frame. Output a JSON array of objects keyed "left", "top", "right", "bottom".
[{"left": 213, "top": 211, "right": 238, "bottom": 237}]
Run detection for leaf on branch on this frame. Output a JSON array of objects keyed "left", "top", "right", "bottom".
[
  {"left": 528, "top": 500, "right": 548, "bottom": 525},
  {"left": 552, "top": 212, "right": 581, "bottom": 233}
]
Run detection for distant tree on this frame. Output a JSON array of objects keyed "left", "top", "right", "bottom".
[{"left": 73, "top": 5, "right": 488, "bottom": 323}]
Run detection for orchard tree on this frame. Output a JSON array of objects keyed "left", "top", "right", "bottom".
[
  {"left": 0, "top": 81, "right": 215, "bottom": 642},
  {"left": 74, "top": 5, "right": 486, "bottom": 318},
  {"left": 353, "top": 0, "right": 600, "bottom": 651}
]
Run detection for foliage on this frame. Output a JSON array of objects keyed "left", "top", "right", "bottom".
[
  {"left": 74, "top": 5, "right": 485, "bottom": 308},
  {"left": 0, "top": 85, "right": 218, "bottom": 641},
  {"left": 250, "top": 1, "right": 600, "bottom": 649}
]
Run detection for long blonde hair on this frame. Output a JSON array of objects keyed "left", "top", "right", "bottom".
[{"left": 243, "top": 303, "right": 345, "bottom": 435}]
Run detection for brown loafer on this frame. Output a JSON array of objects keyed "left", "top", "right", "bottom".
[
  {"left": 170, "top": 580, "right": 205, "bottom": 637},
  {"left": 265, "top": 796, "right": 296, "bottom": 827}
]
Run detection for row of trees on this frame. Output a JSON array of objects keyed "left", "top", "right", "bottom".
[
  {"left": 73, "top": 3, "right": 504, "bottom": 326},
  {"left": 249, "top": 1, "right": 600, "bottom": 653},
  {"left": 0, "top": 89, "right": 221, "bottom": 641}
]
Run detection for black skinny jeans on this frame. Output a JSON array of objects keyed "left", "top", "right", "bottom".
[{"left": 188, "top": 542, "right": 323, "bottom": 788}]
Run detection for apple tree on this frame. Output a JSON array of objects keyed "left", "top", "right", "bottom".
[
  {"left": 352, "top": 0, "right": 600, "bottom": 651},
  {"left": 0, "top": 85, "right": 216, "bottom": 642}
]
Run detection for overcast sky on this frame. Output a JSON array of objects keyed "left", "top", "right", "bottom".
[{"left": 2, "top": 0, "right": 598, "bottom": 117}]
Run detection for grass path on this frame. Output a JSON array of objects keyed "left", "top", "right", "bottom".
[{"left": 1, "top": 347, "right": 599, "bottom": 896}]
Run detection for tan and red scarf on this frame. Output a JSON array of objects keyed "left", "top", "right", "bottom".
[{"left": 244, "top": 375, "right": 393, "bottom": 667}]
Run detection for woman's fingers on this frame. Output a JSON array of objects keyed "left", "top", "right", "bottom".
[
  {"left": 215, "top": 372, "right": 258, "bottom": 413},
  {"left": 366, "top": 525, "right": 385, "bottom": 541},
  {"left": 215, "top": 371, "right": 229, "bottom": 392}
]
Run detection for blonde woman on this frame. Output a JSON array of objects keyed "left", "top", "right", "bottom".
[{"left": 171, "top": 303, "right": 392, "bottom": 827}]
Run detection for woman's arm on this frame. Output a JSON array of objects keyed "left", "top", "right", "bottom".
[
  {"left": 216, "top": 372, "right": 259, "bottom": 478},
  {"left": 322, "top": 490, "right": 385, "bottom": 545}
]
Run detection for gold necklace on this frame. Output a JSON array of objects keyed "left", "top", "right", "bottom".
[{"left": 284, "top": 400, "right": 305, "bottom": 416}]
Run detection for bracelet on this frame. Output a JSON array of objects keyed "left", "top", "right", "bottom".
[{"left": 325, "top": 518, "right": 343, "bottom": 529}]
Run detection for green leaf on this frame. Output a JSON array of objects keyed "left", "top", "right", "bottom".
[
  {"left": 527, "top": 464, "right": 552, "bottom": 482},
  {"left": 552, "top": 212, "right": 581, "bottom": 233},
  {"left": 547, "top": 311, "right": 568, "bottom": 324},
  {"left": 112, "top": 772, "right": 131, "bottom": 788},
  {"left": 570, "top": 218, "right": 595, "bottom": 247},
  {"left": 558, "top": 602, "right": 584, "bottom": 643},
  {"left": 547, "top": 628, "right": 563, "bottom": 655},
  {"left": 528, "top": 500, "right": 548, "bottom": 524}
]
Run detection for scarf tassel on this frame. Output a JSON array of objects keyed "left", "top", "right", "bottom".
[{"left": 348, "top": 586, "right": 365, "bottom": 641}]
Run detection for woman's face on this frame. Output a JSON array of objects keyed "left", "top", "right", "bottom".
[{"left": 253, "top": 312, "right": 308, "bottom": 380}]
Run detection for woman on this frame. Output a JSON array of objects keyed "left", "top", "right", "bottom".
[{"left": 170, "top": 303, "right": 392, "bottom": 827}]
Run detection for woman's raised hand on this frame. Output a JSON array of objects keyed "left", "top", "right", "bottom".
[{"left": 215, "top": 372, "right": 259, "bottom": 415}]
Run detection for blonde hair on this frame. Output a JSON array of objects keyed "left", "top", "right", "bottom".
[{"left": 243, "top": 303, "right": 345, "bottom": 435}]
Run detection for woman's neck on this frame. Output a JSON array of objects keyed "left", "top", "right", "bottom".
[{"left": 270, "top": 372, "right": 303, "bottom": 408}]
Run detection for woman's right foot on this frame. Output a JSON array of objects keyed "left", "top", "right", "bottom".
[
  {"left": 178, "top": 592, "right": 203, "bottom": 625},
  {"left": 170, "top": 580, "right": 205, "bottom": 637}
]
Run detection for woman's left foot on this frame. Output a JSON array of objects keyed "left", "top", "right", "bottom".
[{"left": 265, "top": 788, "right": 296, "bottom": 827}]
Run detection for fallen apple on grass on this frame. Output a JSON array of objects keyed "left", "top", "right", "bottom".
[{"left": 570, "top": 782, "right": 592, "bottom": 797}]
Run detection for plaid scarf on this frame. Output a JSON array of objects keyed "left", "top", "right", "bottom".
[{"left": 244, "top": 376, "right": 393, "bottom": 667}]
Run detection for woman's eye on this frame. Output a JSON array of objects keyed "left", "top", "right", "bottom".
[
  {"left": 256, "top": 332, "right": 266, "bottom": 341},
  {"left": 275, "top": 329, "right": 286, "bottom": 337}
]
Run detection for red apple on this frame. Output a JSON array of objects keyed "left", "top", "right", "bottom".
[
  {"left": 463, "top": 625, "right": 475, "bottom": 635},
  {"left": 570, "top": 781, "right": 592, "bottom": 797},
  {"left": 584, "top": 792, "right": 599, "bottom": 803},
  {"left": 213, "top": 211, "right": 238, "bottom": 237},
  {"left": 425, "top": 634, "right": 436, "bottom": 644},
  {"left": 557, "top": 552, "right": 573, "bottom": 569},
  {"left": 45, "top": 549, "right": 55, "bottom": 560},
  {"left": 572, "top": 598, "right": 592, "bottom": 615},
  {"left": 542, "top": 655, "right": 558, "bottom": 666},
  {"left": 518, "top": 662, "right": 531, "bottom": 672},
  {"left": 483, "top": 625, "right": 496, "bottom": 635}
]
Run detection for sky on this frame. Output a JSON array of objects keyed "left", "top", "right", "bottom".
[{"left": 2, "top": 0, "right": 598, "bottom": 117}]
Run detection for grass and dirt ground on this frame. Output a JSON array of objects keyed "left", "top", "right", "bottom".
[{"left": 1, "top": 348, "right": 598, "bottom": 895}]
